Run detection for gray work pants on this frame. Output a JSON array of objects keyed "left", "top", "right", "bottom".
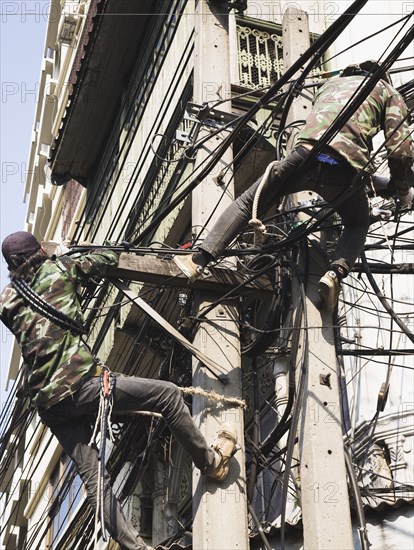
[
  {"left": 201, "top": 146, "right": 370, "bottom": 273},
  {"left": 40, "top": 374, "right": 216, "bottom": 550}
]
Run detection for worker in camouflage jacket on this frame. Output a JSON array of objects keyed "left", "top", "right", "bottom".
[
  {"left": 1, "top": 231, "right": 238, "bottom": 550},
  {"left": 175, "top": 60, "right": 414, "bottom": 311}
]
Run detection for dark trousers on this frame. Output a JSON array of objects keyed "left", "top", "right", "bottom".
[
  {"left": 40, "top": 374, "right": 215, "bottom": 549},
  {"left": 200, "top": 146, "right": 370, "bottom": 273}
]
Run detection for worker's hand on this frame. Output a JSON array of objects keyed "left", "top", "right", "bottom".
[
  {"left": 399, "top": 187, "right": 414, "bottom": 208},
  {"left": 41, "top": 240, "right": 70, "bottom": 257}
]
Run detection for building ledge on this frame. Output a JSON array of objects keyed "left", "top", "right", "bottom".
[{"left": 49, "top": 0, "right": 157, "bottom": 186}]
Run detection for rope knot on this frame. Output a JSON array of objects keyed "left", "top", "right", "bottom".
[{"left": 249, "top": 218, "right": 267, "bottom": 246}]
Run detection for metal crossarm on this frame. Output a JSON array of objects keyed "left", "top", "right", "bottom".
[{"left": 111, "top": 279, "right": 229, "bottom": 384}]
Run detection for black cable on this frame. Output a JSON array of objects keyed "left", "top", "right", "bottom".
[
  {"left": 101, "top": 41, "right": 196, "bottom": 245},
  {"left": 72, "top": 3, "right": 188, "bottom": 244},
  {"left": 248, "top": 503, "right": 272, "bottom": 550},
  {"left": 8, "top": 7, "right": 410, "bottom": 548},
  {"left": 344, "top": 446, "right": 371, "bottom": 550},
  {"left": 247, "top": 359, "right": 260, "bottom": 503},
  {"left": 324, "top": 12, "right": 413, "bottom": 66},
  {"left": 361, "top": 251, "right": 414, "bottom": 344},
  {"left": 280, "top": 258, "right": 308, "bottom": 550},
  {"left": 10, "top": 278, "right": 86, "bottom": 336},
  {"left": 133, "top": 89, "right": 285, "bottom": 248},
  {"left": 131, "top": 0, "right": 370, "bottom": 246}
]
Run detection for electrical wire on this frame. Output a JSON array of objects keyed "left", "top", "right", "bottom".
[
  {"left": 280, "top": 260, "right": 308, "bottom": 550},
  {"left": 361, "top": 251, "right": 414, "bottom": 344},
  {"left": 344, "top": 447, "right": 371, "bottom": 550},
  {"left": 4, "top": 4, "right": 414, "bottom": 548},
  {"left": 128, "top": 0, "right": 370, "bottom": 246},
  {"left": 324, "top": 12, "right": 413, "bottom": 67}
]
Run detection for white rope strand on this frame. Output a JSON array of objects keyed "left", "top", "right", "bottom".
[
  {"left": 121, "top": 386, "right": 246, "bottom": 418},
  {"left": 249, "top": 161, "right": 278, "bottom": 246}
]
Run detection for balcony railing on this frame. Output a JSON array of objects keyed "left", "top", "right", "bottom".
[{"left": 237, "top": 20, "right": 284, "bottom": 89}]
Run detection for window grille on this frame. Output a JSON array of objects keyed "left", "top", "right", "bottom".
[
  {"left": 236, "top": 18, "right": 324, "bottom": 90},
  {"left": 237, "top": 20, "right": 284, "bottom": 89},
  {"left": 136, "top": 114, "right": 195, "bottom": 234}
]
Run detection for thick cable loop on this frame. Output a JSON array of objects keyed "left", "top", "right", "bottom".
[{"left": 11, "top": 278, "right": 86, "bottom": 336}]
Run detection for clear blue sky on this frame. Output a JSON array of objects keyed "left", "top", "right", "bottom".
[{"left": 1, "top": 2, "right": 48, "bottom": 400}]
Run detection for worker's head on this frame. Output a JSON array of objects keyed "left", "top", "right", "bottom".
[
  {"left": 341, "top": 60, "right": 392, "bottom": 85},
  {"left": 2, "top": 232, "right": 47, "bottom": 279}
]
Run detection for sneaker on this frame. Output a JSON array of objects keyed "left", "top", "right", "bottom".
[
  {"left": 318, "top": 270, "right": 340, "bottom": 311},
  {"left": 206, "top": 423, "right": 238, "bottom": 481},
  {"left": 173, "top": 254, "right": 203, "bottom": 282}
]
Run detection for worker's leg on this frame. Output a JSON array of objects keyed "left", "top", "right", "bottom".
[
  {"left": 197, "top": 146, "right": 308, "bottom": 260},
  {"left": 331, "top": 189, "right": 370, "bottom": 271},
  {"left": 112, "top": 375, "right": 217, "bottom": 473},
  {"left": 316, "top": 168, "right": 370, "bottom": 272},
  {"left": 40, "top": 393, "right": 150, "bottom": 550},
  {"left": 314, "top": 165, "right": 370, "bottom": 309}
]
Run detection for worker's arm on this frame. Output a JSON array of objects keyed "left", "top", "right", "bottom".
[
  {"left": 59, "top": 250, "right": 119, "bottom": 281},
  {"left": 384, "top": 92, "right": 414, "bottom": 202}
]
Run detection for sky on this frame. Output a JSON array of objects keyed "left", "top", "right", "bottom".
[{"left": 1, "top": 1, "right": 48, "bottom": 402}]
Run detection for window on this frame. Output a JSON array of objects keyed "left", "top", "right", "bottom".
[{"left": 47, "top": 454, "right": 83, "bottom": 547}]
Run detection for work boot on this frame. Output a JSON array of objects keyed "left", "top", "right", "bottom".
[
  {"left": 173, "top": 254, "right": 203, "bottom": 282},
  {"left": 318, "top": 270, "right": 340, "bottom": 311},
  {"left": 206, "top": 423, "right": 238, "bottom": 481}
]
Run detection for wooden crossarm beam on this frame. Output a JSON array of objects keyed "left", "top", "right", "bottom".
[{"left": 108, "top": 253, "right": 273, "bottom": 298}]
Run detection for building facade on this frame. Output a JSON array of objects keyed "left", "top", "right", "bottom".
[{"left": 1, "top": 1, "right": 413, "bottom": 549}]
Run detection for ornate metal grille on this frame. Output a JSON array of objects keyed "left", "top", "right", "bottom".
[{"left": 237, "top": 21, "right": 284, "bottom": 89}]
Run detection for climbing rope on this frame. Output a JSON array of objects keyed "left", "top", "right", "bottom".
[
  {"left": 181, "top": 385, "right": 246, "bottom": 408},
  {"left": 90, "top": 368, "right": 115, "bottom": 547},
  {"left": 114, "top": 386, "right": 247, "bottom": 420}
]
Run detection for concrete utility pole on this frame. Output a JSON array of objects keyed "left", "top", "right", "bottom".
[
  {"left": 191, "top": 1, "right": 249, "bottom": 549},
  {"left": 283, "top": 8, "right": 354, "bottom": 549}
]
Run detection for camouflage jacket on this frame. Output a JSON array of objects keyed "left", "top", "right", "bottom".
[
  {"left": 296, "top": 76, "right": 414, "bottom": 194},
  {"left": 0, "top": 250, "right": 118, "bottom": 410}
]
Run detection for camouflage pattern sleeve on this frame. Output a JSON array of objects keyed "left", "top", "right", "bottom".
[
  {"left": 383, "top": 86, "right": 414, "bottom": 195},
  {"left": 0, "top": 250, "right": 119, "bottom": 411},
  {"left": 60, "top": 250, "right": 119, "bottom": 281},
  {"left": 0, "top": 285, "right": 14, "bottom": 331},
  {"left": 295, "top": 76, "right": 414, "bottom": 186}
]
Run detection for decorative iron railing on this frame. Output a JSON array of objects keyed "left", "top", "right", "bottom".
[{"left": 237, "top": 21, "right": 284, "bottom": 89}]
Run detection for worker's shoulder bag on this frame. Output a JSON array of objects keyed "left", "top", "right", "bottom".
[{"left": 10, "top": 277, "right": 87, "bottom": 336}]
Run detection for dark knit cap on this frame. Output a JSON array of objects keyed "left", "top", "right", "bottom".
[{"left": 2, "top": 231, "right": 41, "bottom": 265}]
